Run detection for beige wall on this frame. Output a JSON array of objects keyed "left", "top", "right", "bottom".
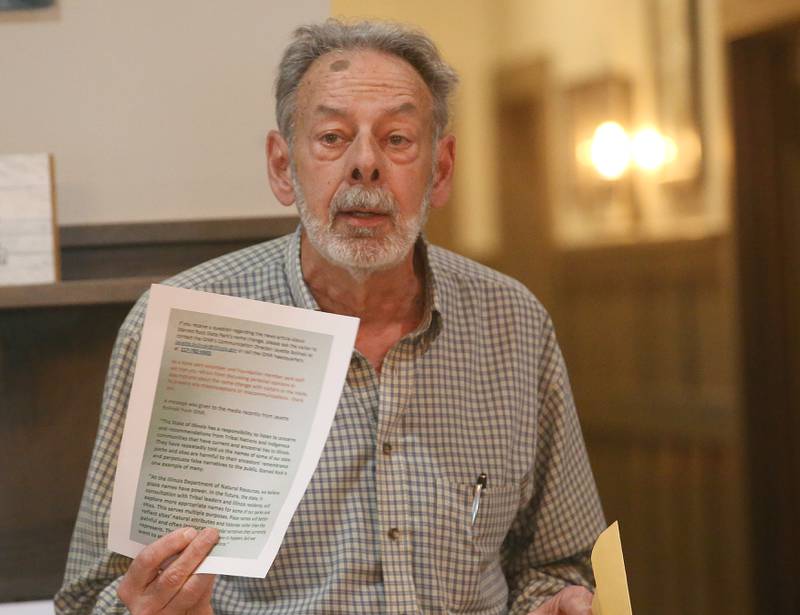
[
  {"left": 0, "top": 0, "right": 328, "bottom": 226},
  {"left": 500, "top": 0, "right": 650, "bottom": 81}
]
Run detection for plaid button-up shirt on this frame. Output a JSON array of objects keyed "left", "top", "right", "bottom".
[{"left": 56, "top": 228, "right": 605, "bottom": 615}]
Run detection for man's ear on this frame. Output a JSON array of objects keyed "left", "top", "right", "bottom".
[
  {"left": 266, "top": 130, "right": 296, "bottom": 206},
  {"left": 429, "top": 134, "right": 456, "bottom": 209}
]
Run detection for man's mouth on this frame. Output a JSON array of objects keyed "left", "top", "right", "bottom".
[
  {"left": 334, "top": 209, "right": 391, "bottom": 229},
  {"left": 343, "top": 210, "right": 385, "bottom": 218}
]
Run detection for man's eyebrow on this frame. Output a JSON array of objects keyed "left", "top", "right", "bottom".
[
  {"left": 386, "top": 102, "right": 418, "bottom": 115},
  {"left": 314, "top": 104, "right": 347, "bottom": 117}
]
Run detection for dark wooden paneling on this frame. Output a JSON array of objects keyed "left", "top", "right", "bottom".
[
  {"left": 0, "top": 216, "right": 297, "bottom": 602},
  {"left": 730, "top": 24, "right": 800, "bottom": 613},
  {"left": 0, "top": 277, "right": 161, "bottom": 309},
  {"left": 551, "top": 235, "right": 749, "bottom": 615},
  {"left": 0, "top": 305, "right": 129, "bottom": 601},
  {"left": 59, "top": 217, "right": 298, "bottom": 248},
  {"left": 586, "top": 432, "right": 738, "bottom": 615},
  {"left": 59, "top": 216, "right": 298, "bottom": 280}
]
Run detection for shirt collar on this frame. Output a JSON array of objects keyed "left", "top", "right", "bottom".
[
  {"left": 409, "top": 236, "right": 443, "bottom": 344},
  {"left": 284, "top": 226, "right": 320, "bottom": 311}
]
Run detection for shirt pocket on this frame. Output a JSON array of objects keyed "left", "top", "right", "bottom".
[{"left": 432, "top": 478, "right": 520, "bottom": 613}]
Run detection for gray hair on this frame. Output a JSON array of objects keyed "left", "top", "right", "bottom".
[{"left": 275, "top": 19, "right": 459, "bottom": 141}]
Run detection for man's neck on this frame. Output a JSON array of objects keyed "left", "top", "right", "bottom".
[{"left": 300, "top": 233, "right": 426, "bottom": 372}]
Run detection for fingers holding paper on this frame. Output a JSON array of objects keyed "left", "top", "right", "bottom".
[
  {"left": 528, "top": 585, "right": 594, "bottom": 615},
  {"left": 118, "top": 526, "right": 219, "bottom": 615}
]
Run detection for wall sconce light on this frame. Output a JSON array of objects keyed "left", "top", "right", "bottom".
[
  {"left": 578, "top": 122, "right": 679, "bottom": 181},
  {"left": 567, "top": 75, "right": 636, "bottom": 215}
]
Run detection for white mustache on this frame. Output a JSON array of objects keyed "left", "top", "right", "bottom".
[{"left": 329, "top": 186, "right": 397, "bottom": 219}]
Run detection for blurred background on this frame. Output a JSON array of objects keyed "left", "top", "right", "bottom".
[{"left": 2, "top": 1, "right": 799, "bottom": 613}]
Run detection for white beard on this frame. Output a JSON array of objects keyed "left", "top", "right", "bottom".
[{"left": 293, "top": 178, "right": 431, "bottom": 275}]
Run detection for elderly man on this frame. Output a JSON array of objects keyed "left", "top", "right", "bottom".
[{"left": 56, "top": 19, "right": 605, "bottom": 615}]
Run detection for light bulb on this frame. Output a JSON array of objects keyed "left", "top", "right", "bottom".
[
  {"left": 631, "top": 128, "right": 668, "bottom": 171},
  {"left": 590, "top": 121, "right": 630, "bottom": 180}
]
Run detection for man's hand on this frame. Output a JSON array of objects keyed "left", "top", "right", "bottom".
[
  {"left": 529, "top": 585, "right": 594, "bottom": 615},
  {"left": 117, "top": 526, "right": 219, "bottom": 615}
]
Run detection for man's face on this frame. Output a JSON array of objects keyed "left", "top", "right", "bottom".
[{"left": 288, "top": 50, "right": 440, "bottom": 272}]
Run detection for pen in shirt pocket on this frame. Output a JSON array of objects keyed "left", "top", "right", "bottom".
[{"left": 470, "top": 473, "right": 487, "bottom": 526}]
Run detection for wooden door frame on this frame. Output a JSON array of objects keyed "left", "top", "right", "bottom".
[
  {"left": 729, "top": 22, "right": 800, "bottom": 612},
  {"left": 492, "top": 58, "right": 557, "bottom": 310}
]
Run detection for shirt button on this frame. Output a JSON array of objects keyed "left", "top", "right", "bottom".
[
  {"left": 387, "top": 527, "right": 401, "bottom": 541},
  {"left": 382, "top": 442, "right": 393, "bottom": 455}
]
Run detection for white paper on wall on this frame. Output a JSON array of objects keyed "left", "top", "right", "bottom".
[{"left": 0, "top": 153, "right": 58, "bottom": 286}]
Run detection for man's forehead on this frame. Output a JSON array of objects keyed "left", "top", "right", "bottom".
[
  {"left": 296, "top": 49, "right": 433, "bottom": 112},
  {"left": 307, "top": 48, "right": 422, "bottom": 79},
  {"left": 329, "top": 58, "right": 351, "bottom": 72}
]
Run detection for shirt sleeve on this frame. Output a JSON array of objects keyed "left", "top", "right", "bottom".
[
  {"left": 502, "top": 320, "right": 607, "bottom": 614},
  {"left": 54, "top": 324, "right": 141, "bottom": 615}
]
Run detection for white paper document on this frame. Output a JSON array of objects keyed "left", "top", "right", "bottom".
[{"left": 109, "top": 284, "right": 359, "bottom": 577}]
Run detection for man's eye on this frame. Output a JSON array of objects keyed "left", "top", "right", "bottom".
[
  {"left": 321, "top": 133, "right": 341, "bottom": 145},
  {"left": 388, "top": 134, "right": 409, "bottom": 146}
]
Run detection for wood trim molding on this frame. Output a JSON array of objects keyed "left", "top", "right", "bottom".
[
  {"left": 557, "top": 233, "right": 727, "bottom": 290},
  {"left": 57, "top": 216, "right": 300, "bottom": 282},
  {"left": 59, "top": 215, "right": 299, "bottom": 248},
  {"left": 0, "top": 276, "right": 162, "bottom": 310},
  {"left": 0, "top": 216, "right": 301, "bottom": 308},
  {"left": 723, "top": 0, "right": 800, "bottom": 40}
]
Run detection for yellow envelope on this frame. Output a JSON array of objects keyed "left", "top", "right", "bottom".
[{"left": 591, "top": 522, "right": 633, "bottom": 615}]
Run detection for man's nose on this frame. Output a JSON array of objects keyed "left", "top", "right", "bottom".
[{"left": 347, "top": 135, "right": 382, "bottom": 184}]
